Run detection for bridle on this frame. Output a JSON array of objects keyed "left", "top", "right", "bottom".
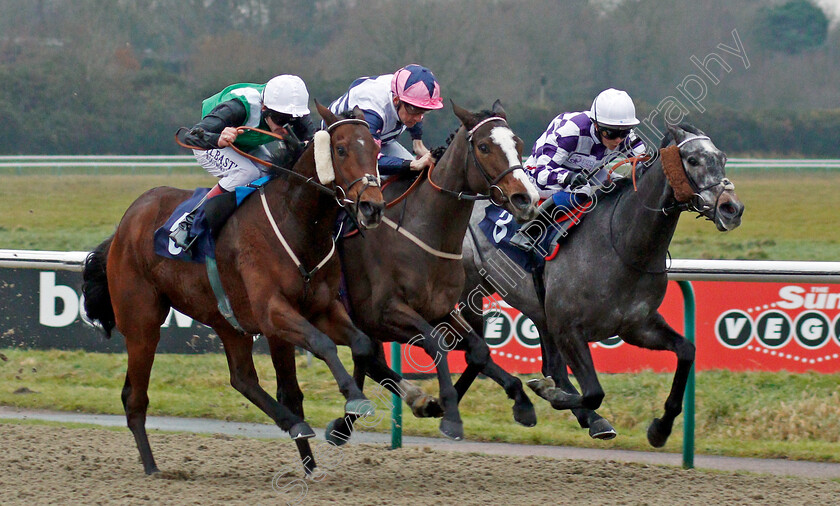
[
  {"left": 608, "top": 133, "right": 735, "bottom": 274},
  {"left": 427, "top": 116, "right": 523, "bottom": 207},
  {"left": 317, "top": 118, "right": 382, "bottom": 212},
  {"left": 645, "top": 135, "right": 735, "bottom": 219}
]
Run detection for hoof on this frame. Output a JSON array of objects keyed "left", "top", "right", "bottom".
[
  {"left": 647, "top": 417, "right": 671, "bottom": 448},
  {"left": 439, "top": 419, "right": 464, "bottom": 441},
  {"left": 410, "top": 396, "right": 444, "bottom": 418},
  {"left": 513, "top": 403, "right": 537, "bottom": 427},
  {"left": 345, "top": 399, "right": 375, "bottom": 417},
  {"left": 547, "top": 389, "right": 583, "bottom": 410},
  {"left": 325, "top": 418, "right": 351, "bottom": 446},
  {"left": 289, "top": 422, "right": 315, "bottom": 440},
  {"left": 588, "top": 418, "right": 617, "bottom": 440},
  {"left": 144, "top": 466, "right": 160, "bottom": 476},
  {"left": 526, "top": 376, "right": 555, "bottom": 396}
]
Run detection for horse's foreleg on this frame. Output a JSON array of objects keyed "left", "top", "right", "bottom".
[
  {"left": 219, "top": 329, "right": 316, "bottom": 474},
  {"left": 277, "top": 303, "right": 373, "bottom": 422},
  {"left": 309, "top": 300, "right": 381, "bottom": 446},
  {"left": 621, "top": 313, "right": 695, "bottom": 448},
  {"left": 266, "top": 338, "right": 316, "bottom": 473}
]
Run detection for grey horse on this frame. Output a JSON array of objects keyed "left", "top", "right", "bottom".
[{"left": 458, "top": 123, "right": 744, "bottom": 447}]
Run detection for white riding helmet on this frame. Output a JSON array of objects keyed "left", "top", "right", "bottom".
[
  {"left": 590, "top": 88, "right": 639, "bottom": 128},
  {"left": 262, "top": 75, "right": 310, "bottom": 117}
]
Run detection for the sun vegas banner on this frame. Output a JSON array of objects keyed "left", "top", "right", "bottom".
[{"left": 391, "top": 281, "right": 840, "bottom": 374}]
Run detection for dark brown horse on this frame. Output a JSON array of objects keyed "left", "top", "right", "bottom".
[
  {"left": 331, "top": 101, "right": 541, "bottom": 442},
  {"left": 81, "top": 103, "right": 384, "bottom": 475}
]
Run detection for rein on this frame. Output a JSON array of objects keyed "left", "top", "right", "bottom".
[
  {"left": 175, "top": 118, "right": 375, "bottom": 285},
  {"left": 427, "top": 116, "right": 520, "bottom": 206},
  {"left": 175, "top": 120, "right": 376, "bottom": 206}
]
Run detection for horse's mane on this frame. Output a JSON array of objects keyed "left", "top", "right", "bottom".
[{"left": 430, "top": 109, "right": 501, "bottom": 163}]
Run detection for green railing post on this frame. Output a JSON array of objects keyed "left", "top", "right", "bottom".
[
  {"left": 390, "top": 341, "right": 403, "bottom": 449},
  {"left": 677, "top": 280, "right": 696, "bottom": 469}
]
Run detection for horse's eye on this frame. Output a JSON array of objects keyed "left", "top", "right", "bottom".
[
  {"left": 687, "top": 156, "right": 699, "bottom": 166},
  {"left": 478, "top": 143, "right": 489, "bottom": 154},
  {"left": 336, "top": 146, "right": 347, "bottom": 157}
]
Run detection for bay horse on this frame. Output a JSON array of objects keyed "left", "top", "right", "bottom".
[
  {"left": 459, "top": 123, "right": 744, "bottom": 447},
  {"left": 331, "top": 101, "right": 541, "bottom": 442},
  {"left": 81, "top": 102, "right": 384, "bottom": 475}
]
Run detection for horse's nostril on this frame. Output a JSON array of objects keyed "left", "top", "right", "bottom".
[
  {"left": 359, "top": 201, "right": 383, "bottom": 220},
  {"left": 719, "top": 202, "right": 742, "bottom": 219},
  {"left": 511, "top": 193, "right": 531, "bottom": 210}
]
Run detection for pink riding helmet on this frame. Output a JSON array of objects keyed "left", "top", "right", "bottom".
[{"left": 390, "top": 64, "right": 444, "bottom": 110}]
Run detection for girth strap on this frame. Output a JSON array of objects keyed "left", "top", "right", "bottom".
[{"left": 205, "top": 257, "right": 247, "bottom": 333}]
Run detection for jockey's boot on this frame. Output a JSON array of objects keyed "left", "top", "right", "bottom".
[
  {"left": 168, "top": 183, "right": 227, "bottom": 251},
  {"left": 510, "top": 199, "right": 557, "bottom": 252},
  {"left": 509, "top": 226, "right": 538, "bottom": 252},
  {"left": 169, "top": 211, "right": 197, "bottom": 250}
]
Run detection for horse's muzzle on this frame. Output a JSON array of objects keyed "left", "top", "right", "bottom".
[
  {"left": 508, "top": 192, "right": 539, "bottom": 222},
  {"left": 357, "top": 200, "right": 384, "bottom": 229},
  {"left": 714, "top": 190, "right": 744, "bottom": 231}
]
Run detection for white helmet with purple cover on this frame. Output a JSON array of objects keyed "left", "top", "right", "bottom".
[{"left": 390, "top": 64, "right": 444, "bottom": 110}]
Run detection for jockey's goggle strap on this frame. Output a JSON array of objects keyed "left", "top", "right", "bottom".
[{"left": 467, "top": 117, "right": 508, "bottom": 141}]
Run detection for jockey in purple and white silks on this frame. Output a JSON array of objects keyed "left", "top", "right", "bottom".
[
  {"left": 329, "top": 64, "right": 443, "bottom": 178},
  {"left": 525, "top": 88, "right": 646, "bottom": 206},
  {"left": 511, "top": 89, "right": 647, "bottom": 252}
]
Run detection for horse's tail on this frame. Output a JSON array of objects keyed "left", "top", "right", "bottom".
[{"left": 82, "top": 236, "right": 116, "bottom": 338}]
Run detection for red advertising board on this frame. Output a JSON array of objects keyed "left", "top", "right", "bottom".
[{"left": 388, "top": 281, "right": 840, "bottom": 374}]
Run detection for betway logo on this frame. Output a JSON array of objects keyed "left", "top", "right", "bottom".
[
  {"left": 777, "top": 286, "right": 840, "bottom": 310},
  {"left": 39, "top": 272, "right": 194, "bottom": 328}
]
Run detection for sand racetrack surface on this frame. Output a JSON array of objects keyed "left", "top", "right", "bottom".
[{"left": 2, "top": 423, "right": 839, "bottom": 505}]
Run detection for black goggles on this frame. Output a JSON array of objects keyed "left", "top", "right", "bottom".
[
  {"left": 401, "top": 102, "right": 430, "bottom": 116},
  {"left": 266, "top": 110, "right": 294, "bottom": 126},
  {"left": 599, "top": 126, "right": 631, "bottom": 140}
]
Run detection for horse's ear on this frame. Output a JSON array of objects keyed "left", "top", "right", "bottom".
[
  {"left": 491, "top": 99, "right": 507, "bottom": 119},
  {"left": 351, "top": 105, "right": 365, "bottom": 121},
  {"left": 451, "top": 100, "right": 478, "bottom": 130},
  {"left": 666, "top": 123, "right": 687, "bottom": 145},
  {"left": 316, "top": 100, "right": 338, "bottom": 127}
]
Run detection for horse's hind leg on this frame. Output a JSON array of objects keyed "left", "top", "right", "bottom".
[
  {"left": 447, "top": 311, "right": 537, "bottom": 428},
  {"left": 536, "top": 323, "right": 615, "bottom": 439},
  {"left": 108, "top": 260, "right": 167, "bottom": 475},
  {"left": 122, "top": 333, "right": 162, "bottom": 475},
  {"left": 266, "top": 339, "right": 316, "bottom": 474},
  {"left": 621, "top": 313, "right": 695, "bottom": 448}
]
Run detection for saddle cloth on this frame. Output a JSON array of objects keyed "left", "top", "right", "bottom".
[
  {"left": 477, "top": 195, "right": 589, "bottom": 273},
  {"left": 153, "top": 176, "right": 272, "bottom": 263}
]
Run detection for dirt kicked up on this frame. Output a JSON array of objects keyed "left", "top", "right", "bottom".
[{"left": 1, "top": 423, "right": 839, "bottom": 505}]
